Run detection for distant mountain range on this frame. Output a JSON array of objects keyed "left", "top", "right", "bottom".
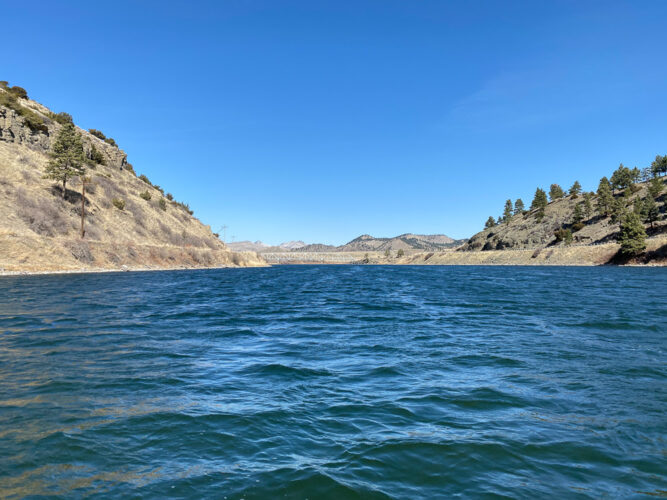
[
  {"left": 226, "top": 240, "right": 307, "bottom": 252},
  {"left": 228, "top": 234, "right": 466, "bottom": 253}
]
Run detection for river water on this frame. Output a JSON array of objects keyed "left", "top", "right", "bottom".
[{"left": 0, "top": 266, "right": 665, "bottom": 498}]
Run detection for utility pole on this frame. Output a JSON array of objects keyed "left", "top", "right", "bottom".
[{"left": 80, "top": 176, "right": 92, "bottom": 238}]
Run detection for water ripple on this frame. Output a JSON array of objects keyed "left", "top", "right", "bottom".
[{"left": 0, "top": 266, "right": 666, "bottom": 498}]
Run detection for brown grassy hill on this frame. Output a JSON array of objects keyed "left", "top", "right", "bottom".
[
  {"left": 463, "top": 179, "right": 666, "bottom": 253},
  {"left": 0, "top": 83, "right": 264, "bottom": 272},
  {"left": 332, "top": 233, "right": 464, "bottom": 253}
]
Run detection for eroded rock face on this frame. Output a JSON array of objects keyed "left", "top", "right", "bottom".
[
  {"left": 84, "top": 135, "right": 127, "bottom": 171},
  {"left": 0, "top": 107, "right": 51, "bottom": 150},
  {"left": 0, "top": 102, "right": 127, "bottom": 170}
]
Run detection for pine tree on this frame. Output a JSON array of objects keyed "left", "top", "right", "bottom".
[
  {"left": 583, "top": 192, "right": 593, "bottom": 218},
  {"left": 569, "top": 180, "right": 582, "bottom": 197},
  {"left": 650, "top": 154, "right": 667, "bottom": 177},
  {"left": 647, "top": 177, "right": 664, "bottom": 199},
  {"left": 618, "top": 212, "right": 647, "bottom": 256},
  {"left": 596, "top": 177, "right": 613, "bottom": 216},
  {"left": 531, "top": 188, "right": 548, "bottom": 221},
  {"left": 640, "top": 167, "right": 653, "bottom": 182},
  {"left": 572, "top": 203, "right": 584, "bottom": 224},
  {"left": 514, "top": 199, "right": 525, "bottom": 215},
  {"left": 44, "top": 123, "right": 85, "bottom": 199},
  {"left": 503, "top": 199, "right": 513, "bottom": 223},
  {"left": 549, "top": 184, "right": 565, "bottom": 201},
  {"left": 484, "top": 216, "right": 496, "bottom": 229},
  {"left": 531, "top": 188, "right": 548, "bottom": 210},
  {"left": 643, "top": 197, "right": 659, "bottom": 228},
  {"left": 610, "top": 197, "right": 627, "bottom": 224},
  {"left": 610, "top": 163, "right": 633, "bottom": 193}
]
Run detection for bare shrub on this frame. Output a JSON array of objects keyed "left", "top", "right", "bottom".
[
  {"left": 105, "top": 250, "right": 122, "bottom": 265},
  {"left": 16, "top": 188, "right": 70, "bottom": 236},
  {"left": 187, "top": 248, "right": 213, "bottom": 266},
  {"left": 84, "top": 223, "right": 102, "bottom": 241},
  {"left": 64, "top": 241, "right": 94, "bottom": 263},
  {"left": 20, "top": 169, "right": 35, "bottom": 182},
  {"left": 182, "top": 232, "right": 208, "bottom": 248},
  {"left": 95, "top": 175, "right": 122, "bottom": 200},
  {"left": 126, "top": 200, "right": 145, "bottom": 227},
  {"left": 156, "top": 222, "right": 177, "bottom": 244}
]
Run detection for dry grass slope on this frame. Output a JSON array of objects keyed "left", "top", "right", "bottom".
[{"left": 0, "top": 89, "right": 265, "bottom": 272}]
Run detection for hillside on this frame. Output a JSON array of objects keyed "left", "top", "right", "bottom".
[
  {"left": 0, "top": 82, "right": 264, "bottom": 272},
  {"left": 338, "top": 233, "right": 463, "bottom": 252},
  {"left": 462, "top": 169, "right": 666, "bottom": 258},
  {"left": 230, "top": 234, "right": 463, "bottom": 254}
]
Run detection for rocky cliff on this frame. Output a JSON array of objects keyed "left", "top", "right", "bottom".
[{"left": 0, "top": 83, "right": 265, "bottom": 273}]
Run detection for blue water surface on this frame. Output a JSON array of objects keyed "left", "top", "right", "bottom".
[{"left": 0, "top": 266, "right": 665, "bottom": 498}]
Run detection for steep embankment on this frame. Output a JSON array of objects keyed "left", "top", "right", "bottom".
[{"left": 0, "top": 84, "right": 264, "bottom": 272}]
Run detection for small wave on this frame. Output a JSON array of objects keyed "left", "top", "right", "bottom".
[
  {"left": 450, "top": 353, "right": 524, "bottom": 368},
  {"left": 240, "top": 363, "right": 332, "bottom": 379}
]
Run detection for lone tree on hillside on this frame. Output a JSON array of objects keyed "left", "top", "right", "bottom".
[
  {"left": 569, "top": 181, "right": 582, "bottom": 197},
  {"left": 503, "top": 199, "right": 513, "bottom": 223},
  {"left": 44, "top": 123, "right": 86, "bottom": 199},
  {"left": 651, "top": 154, "right": 667, "bottom": 177},
  {"left": 596, "top": 177, "right": 613, "bottom": 216},
  {"left": 514, "top": 199, "right": 525, "bottom": 215},
  {"left": 618, "top": 212, "right": 647, "bottom": 256},
  {"left": 397, "top": 249, "right": 405, "bottom": 258},
  {"left": 485, "top": 216, "right": 496, "bottom": 229},
  {"left": 549, "top": 184, "right": 565, "bottom": 201},
  {"left": 531, "top": 188, "right": 548, "bottom": 220},
  {"left": 531, "top": 188, "right": 548, "bottom": 210}
]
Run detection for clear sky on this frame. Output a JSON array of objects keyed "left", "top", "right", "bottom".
[{"left": 3, "top": 1, "right": 667, "bottom": 245}]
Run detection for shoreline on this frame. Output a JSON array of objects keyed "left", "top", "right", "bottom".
[
  {"left": 263, "top": 236, "right": 667, "bottom": 267},
  {"left": 0, "top": 263, "right": 270, "bottom": 277}
]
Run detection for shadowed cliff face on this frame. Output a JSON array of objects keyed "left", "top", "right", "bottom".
[{"left": 0, "top": 87, "right": 265, "bottom": 272}]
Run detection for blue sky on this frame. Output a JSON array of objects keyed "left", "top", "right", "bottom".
[{"left": 4, "top": 1, "right": 667, "bottom": 244}]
